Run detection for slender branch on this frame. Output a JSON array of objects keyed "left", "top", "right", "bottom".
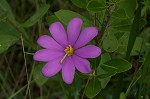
[
  {"left": 99, "top": 5, "right": 115, "bottom": 45},
  {"left": 81, "top": 77, "right": 91, "bottom": 99},
  {"left": 11, "top": 63, "right": 26, "bottom": 94},
  {"left": 94, "top": 13, "right": 100, "bottom": 46},
  {"left": 96, "top": 17, "right": 102, "bottom": 25},
  {"left": 21, "top": 34, "right": 31, "bottom": 99},
  {"left": 59, "top": 81, "right": 69, "bottom": 99},
  {"left": 4, "top": 56, "right": 16, "bottom": 83}
]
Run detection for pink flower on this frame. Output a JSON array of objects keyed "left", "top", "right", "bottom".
[{"left": 33, "top": 18, "right": 101, "bottom": 84}]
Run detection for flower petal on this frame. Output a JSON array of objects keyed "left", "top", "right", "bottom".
[
  {"left": 37, "top": 35, "right": 64, "bottom": 50},
  {"left": 49, "top": 22, "right": 68, "bottom": 47},
  {"left": 33, "top": 49, "right": 64, "bottom": 62},
  {"left": 72, "top": 55, "right": 92, "bottom": 73},
  {"left": 67, "top": 18, "right": 82, "bottom": 46},
  {"left": 42, "top": 57, "right": 63, "bottom": 77},
  {"left": 75, "top": 45, "right": 101, "bottom": 58},
  {"left": 62, "top": 57, "right": 75, "bottom": 84},
  {"left": 74, "top": 27, "right": 98, "bottom": 49}
]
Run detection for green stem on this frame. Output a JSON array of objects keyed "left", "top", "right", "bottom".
[
  {"left": 81, "top": 77, "right": 91, "bottom": 99},
  {"left": 99, "top": 4, "right": 115, "bottom": 45}
]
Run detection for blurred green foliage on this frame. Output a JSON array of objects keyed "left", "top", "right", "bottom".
[{"left": 0, "top": 0, "right": 150, "bottom": 99}]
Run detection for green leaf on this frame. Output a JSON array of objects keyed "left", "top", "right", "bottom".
[
  {"left": 126, "top": 2, "right": 141, "bottom": 59},
  {"left": 102, "top": 32, "right": 119, "bottom": 52},
  {"left": 33, "top": 63, "right": 48, "bottom": 86},
  {"left": 76, "top": 72, "right": 90, "bottom": 79},
  {"left": 97, "top": 67, "right": 111, "bottom": 88},
  {"left": 101, "top": 64, "right": 118, "bottom": 72},
  {"left": 131, "top": 37, "right": 143, "bottom": 56},
  {"left": 86, "top": 0, "right": 106, "bottom": 12},
  {"left": 85, "top": 78, "right": 102, "bottom": 98},
  {"left": 100, "top": 53, "right": 111, "bottom": 64},
  {"left": 112, "top": 9, "right": 127, "bottom": 19},
  {"left": 139, "top": 18, "right": 147, "bottom": 30},
  {"left": 97, "top": 70, "right": 117, "bottom": 79},
  {"left": 97, "top": 53, "right": 112, "bottom": 88},
  {"left": 55, "top": 10, "right": 92, "bottom": 27},
  {"left": 99, "top": 77, "right": 110, "bottom": 89},
  {"left": 110, "top": 18, "right": 132, "bottom": 31},
  {"left": 21, "top": 4, "right": 50, "bottom": 27},
  {"left": 120, "top": 92, "right": 126, "bottom": 99},
  {"left": 146, "top": 43, "right": 150, "bottom": 47},
  {"left": 89, "top": 56, "right": 101, "bottom": 70},
  {"left": 116, "top": 32, "right": 129, "bottom": 55},
  {"left": 97, "top": 67, "right": 111, "bottom": 89},
  {"left": 114, "top": 32, "right": 125, "bottom": 40},
  {"left": 0, "top": 22, "right": 19, "bottom": 53},
  {"left": 0, "top": 0, "right": 15, "bottom": 20},
  {"left": 71, "top": 0, "right": 87, "bottom": 8},
  {"left": 101, "top": 58, "right": 132, "bottom": 73},
  {"left": 119, "top": 0, "right": 137, "bottom": 17},
  {"left": 46, "top": 15, "right": 59, "bottom": 25}
]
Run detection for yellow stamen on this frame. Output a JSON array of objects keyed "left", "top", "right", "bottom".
[
  {"left": 60, "top": 45, "right": 74, "bottom": 64},
  {"left": 60, "top": 53, "right": 68, "bottom": 64}
]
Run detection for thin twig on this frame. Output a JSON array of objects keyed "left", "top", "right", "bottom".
[
  {"left": 81, "top": 77, "right": 91, "bottom": 99},
  {"left": 95, "top": 17, "right": 102, "bottom": 25},
  {"left": 94, "top": 13, "right": 100, "bottom": 46},
  {"left": 59, "top": 81, "right": 69, "bottom": 99},
  {"left": 4, "top": 56, "right": 16, "bottom": 84},
  {"left": 100, "top": 5, "right": 115, "bottom": 45},
  {"left": 24, "top": 52, "right": 34, "bottom": 55},
  {"left": 125, "top": 38, "right": 145, "bottom": 98},
  {"left": 21, "top": 34, "right": 31, "bottom": 99},
  {"left": 40, "top": 87, "right": 43, "bottom": 99},
  {"left": 12, "top": 63, "right": 26, "bottom": 93}
]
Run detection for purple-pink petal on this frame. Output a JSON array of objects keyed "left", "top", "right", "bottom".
[
  {"left": 37, "top": 35, "right": 64, "bottom": 50},
  {"left": 75, "top": 45, "right": 101, "bottom": 58},
  {"left": 33, "top": 49, "right": 64, "bottom": 62},
  {"left": 42, "top": 57, "right": 63, "bottom": 77},
  {"left": 74, "top": 27, "right": 98, "bottom": 49},
  {"left": 72, "top": 55, "right": 92, "bottom": 73},
  {"left": 67, "top": 18, "right": 82, "bottom": 46},
  {"left": 62, "top": 57, "right": 75, "bottom": 84},
  {"left": 49, "top": 22, "right": 68, "bottom": 47}
]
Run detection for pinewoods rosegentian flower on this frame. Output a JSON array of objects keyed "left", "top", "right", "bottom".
[{"left": 33, "top": 17, "right": 101, "bottom": 84}]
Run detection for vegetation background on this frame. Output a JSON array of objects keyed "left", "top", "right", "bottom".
[{"left": 0, "top": 0, "right": 150, "bottom": 99}]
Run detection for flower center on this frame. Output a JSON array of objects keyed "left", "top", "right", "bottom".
[{"left": 60, "top": 45, "right": 74, "bottom": 64}]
